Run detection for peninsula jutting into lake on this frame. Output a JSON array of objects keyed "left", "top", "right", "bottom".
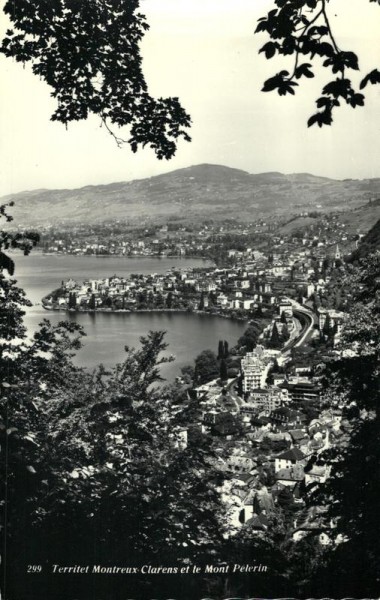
[
  {"left": 41, "top": 249, "right": 343, "bottom": 343},
  {"left": 42, "top": 262, "right": 277, "bottom": 320}
]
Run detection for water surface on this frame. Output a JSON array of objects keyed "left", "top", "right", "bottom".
[{"left": 13, "top": 253, "right": 246, "bottom": 379}]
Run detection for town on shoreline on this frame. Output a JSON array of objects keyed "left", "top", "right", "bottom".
[{"left": 40, "top": 238, "right": 351, "bottom": 541}]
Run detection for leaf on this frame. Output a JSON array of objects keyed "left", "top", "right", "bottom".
[
  {"left": 255, "top": 20, "right": 268, "bottom": 34},
  {"left": 277, "top": 81, "right": 298, "bottom": 96},
  {"left": 342, "top": 51, "right": 359, "bottom": 71},
  {"left": 262, "top": 75, "right": 281, "bottom": 92},
  {"left": 322, "top": 78, "right": 351, "bottom": 99},
  {"left": 295, "top": 63, "right": 314, "bottom": 79},
  {"left": 0, "top": 251, "right": 15, "bottom": 276},
  {"left": 316, "top": 42, "right": 335, "bottom": 58},
  {"left": 316, "top": 96, "right": 331, "bottom": 109},
  {"left": 309, "top": 25, "right": 329, "bottom": 37},
  {"left": 348, "top": 93, "right": 365, "bottom": 108},
  {"left": 308, "top": 109, "right": 333, "bottom": 128},
  {"left": 281, "top": 36, "right": 297, "bottom": 55},
  {"left": 259, "top": 41, "right": 277, "bottom": 59},
  {"left": 360, "top": 69, "right": 380, "bottom": 89}
]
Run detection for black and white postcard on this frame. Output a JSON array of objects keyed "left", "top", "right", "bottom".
[{"left": 1, "top": 1, "right": 380, "bottom": 599}]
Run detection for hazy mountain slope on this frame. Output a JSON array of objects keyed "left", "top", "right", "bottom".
[
  {"left": 277, "top": 200, "right": 380, "bottom": 237},
  {"left": 2, "top": 164, "right": 380, "bottom": 227},
  {"left": 340, "top": 200, "right": 380, "bottom": 234},
  {"left": 350, "top": 215, "right": 380, "bottom": 261}
]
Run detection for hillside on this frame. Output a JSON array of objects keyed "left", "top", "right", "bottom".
[
  {"left": 340, "top": 199, "right": 380, "bottom": 234},
  {"left": 350, "top": 215, "right": 380, "bottom": 261},
  {"left": 277, "top": 199, "right": 380, "bottom": 237},
  {"left": 3, "top": 163, "right": 380, "bottom": 227}
]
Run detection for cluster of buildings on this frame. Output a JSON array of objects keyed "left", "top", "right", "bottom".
[
  {"left": 43, "top": 243, "right": 347, "bottom": 333},
  {"left": 43, "top": 266, "right": 281, "bottom": 313},
  {"left": 176, "top": 275, "right": 348, "bottom": 543},
  {"left": 40, "top": 221, "right": 264, "bottom": 258},
  {"left": 38, "top": 220, "right": 357, "bottom": 548},
  {"left": 38, "top": 204, "right": 364, "bottom": 262},
  {"left": 187, "top": 359, "right": 348, "bottom": 543}
]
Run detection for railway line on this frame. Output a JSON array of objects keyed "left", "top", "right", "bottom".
[{"left": 282, "top": 304, "right": 316, "bottom": 354}]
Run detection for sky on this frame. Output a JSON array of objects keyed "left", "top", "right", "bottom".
[{"left": 1, "top": 0, "right": 380, "bottom": 196}]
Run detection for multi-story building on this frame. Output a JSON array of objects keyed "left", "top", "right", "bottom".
[
  {"left": 241, "top": 356, "right": 270, "bottom": 393},
  {"left": 241, "top": 386, "right": 289, "bottom": 415},
  {"left": 283, "top": 379, "right": 321, "bottom": 403},
  {"left": 241, "top": 345, "right": 281, "bottom": 393}
]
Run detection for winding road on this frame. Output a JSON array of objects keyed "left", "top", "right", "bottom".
[{"left": 282, "top": 300, "right": 317, "bottom": 354}]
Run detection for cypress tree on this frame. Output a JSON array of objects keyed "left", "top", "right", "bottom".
[
  {"left": 256, "top": 305, "right": 263, "bottom": 317},
  {"left": 281, "top": 322, "right": 290, "bottom": 342},
  {"left": 68, "top": 292, "right": 77, "bottom": 309},
  {"left": 166, "top": 291, "right": 173, "bottom": 309},
  {"left": 198, "top": 292, "right": 205, "bottom": 310},
  {"left": 269, "top": 322, "right": 281, "bottom": 349},
  {"left": 322, "top": 313, "right": 332, "bottom": 338},
  {"left": 220, "top": 359, "right": 228, "bottom": 382}
]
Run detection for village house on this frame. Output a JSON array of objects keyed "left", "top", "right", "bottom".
[{"left": 275, "top": 448, "right": 307, "bottom": 473}]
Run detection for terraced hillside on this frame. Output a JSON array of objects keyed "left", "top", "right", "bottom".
[{"left": 2, "top": 164, "right": 380, "bottom": 227}]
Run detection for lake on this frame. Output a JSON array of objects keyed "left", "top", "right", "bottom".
[{"left": 12, "top": 253, "right": 247, "bottom": 380}]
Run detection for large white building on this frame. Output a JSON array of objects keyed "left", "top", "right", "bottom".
[
  {"left": 241, "top": 386, "right": 290, "bottom": 414},
  {"left": 241, "top": 347, "right": 274, "bottom": 393}
]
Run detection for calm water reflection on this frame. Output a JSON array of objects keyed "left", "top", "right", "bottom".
[{"left": 13, "top": 253, "right": 246, "bottom": 379}]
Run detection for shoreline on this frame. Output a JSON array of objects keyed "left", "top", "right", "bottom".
[
  {"left": 41, "top": 304, "right": 249, "bottom": 322},
  {"left": 38, "top": 252, "right": 213, "bottom": 261}
]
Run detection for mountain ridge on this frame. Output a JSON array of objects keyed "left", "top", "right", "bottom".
[{"left": 2, "top": 163, "right": 380, "bottom": 227}]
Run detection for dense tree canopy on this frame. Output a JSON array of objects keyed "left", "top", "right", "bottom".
[
  {"left": 305, "top": 252, "right": 380, "bottom": 596},
  {"left": 238, "top": 321, "right": 261, "bottom": 351},
  {"left": 1, "top": 0, "right": 191, "bottom": 159},
  {"left": 194, "top": 349, "right": 219, "bottom": 384},
  {"left": 0, "top": 264, "right": 229, "bottom": 597},
  {"left": 1, "top": 0, "right": 379, "bottom": 158}
]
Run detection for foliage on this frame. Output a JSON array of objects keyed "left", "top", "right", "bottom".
[
  {"left": 281, "top": 321, "right": 290, "bottom": 342},
  {"left": 219, "top": 358, "right": 228, "bottom": 381},
  {"left": 305, "top": 252, "right": 380, "bottom": 596},
  {"left": 0, "top": 202, "right": 40, "bottom": 276},
  {"left": 0, "top": 207, "right": 229, "bottom": 597},
  {"left": 256, "top": 0, "right": 380, "bottom": 127},
  {"left": 260, "top": 436, "right": 290, "bottom": 454},
  {"left": 0, "top": 266, "right": 88, "bottom": 596},
  {"left": 349, "top": 217, "right": 380, "bottom": 262},
  {"left": 194, "top": 349, "right": 219, "bottom": 384},
  {"left": 1, "top": 0, "right": 191, "bottom": 159},
  {"left": 217, "top": 339, "right": 229, "bottom": 359},
  {"left": 1, "top": 315, "right": 228, "bottom": 596},
  {"left": 238, "top": 321, "right": 262, "bottom": 351},
  {"left": 2, "top": 0, "right": 377, "bottom": 157},
  {"left": 180, "top": 363, "right": 195, "bottom": 384},
  {"left": 26, "top": 332, "right": 224, "bottom": 554},
  {"left": 268, "top": 321, "right": 282, "bottom": 349}
]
